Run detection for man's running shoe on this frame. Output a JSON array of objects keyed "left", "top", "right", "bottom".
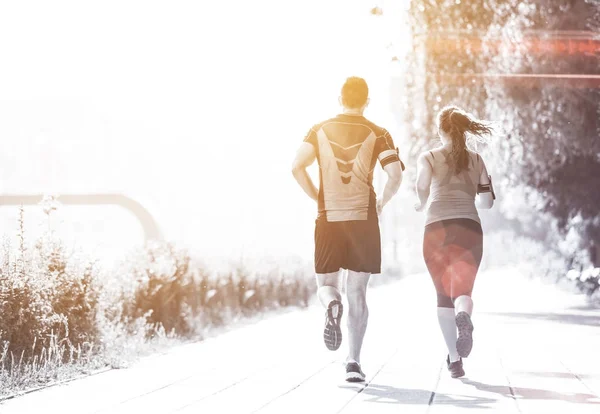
[
  {"left": 455, "top": 311, "right": 474, "bottom": 358},
  {"left": 323, "top": 299, "right": 343, "bottom": 350},
  {"left": 345, "top": 361, "right": 366, "bottom": 382},
  {"left": 446, "top": 355, "right": 465, "bottom": 378}
]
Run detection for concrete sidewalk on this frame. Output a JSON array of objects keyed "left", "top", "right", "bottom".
[{"left": 1, "top": 268, "right": 599, "bottom": 413}]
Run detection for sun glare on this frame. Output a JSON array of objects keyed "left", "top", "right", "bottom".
[{"left": 0, "top": 0, "right": 410, "bottom": 263}]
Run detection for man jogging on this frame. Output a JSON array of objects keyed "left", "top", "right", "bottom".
[{"left": 291, "top": 77, "right": 404, "bottom": 382}]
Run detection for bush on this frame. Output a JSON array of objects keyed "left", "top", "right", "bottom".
[
  {"left": 0, "top": 206, "right": 99, "bottom": 364},
  {"left": 567, "top": 267, "right": 600, "bottom": 299},
  {"left": 115, "top": 241, "right": 195, "bottom": 336},
  {"left": 109, "top": 248, "right": 315, "bottom": 339},
  {"left": 480, "top": 228, "right": 600, "bottom": 303},
  {"left": 0, "top": 202, "right": 316, "bottom": 398},
  {"left": 481, "top": 229, "right": 569, "bottom": 280}
]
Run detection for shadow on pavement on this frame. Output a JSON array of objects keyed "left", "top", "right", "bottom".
[
  {"left": 516, "top": 371, "right": 598, "bottom": 380},
  {"left": 482, "top": 311, "right": 600, "bottom": 327},
  {"left": 460, "top": 379, "right": 600, "bottom": 404},
  {"left": 354, "top": 383, "right": 496, "bottom": 408},
  {"left": 567, "top": 303, "right": 600, "bottom": 312}
]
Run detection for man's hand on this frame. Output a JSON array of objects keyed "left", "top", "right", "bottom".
[
  {"left": 292, "top": 143, "right": 318, "bottom": 202},
  {"left": 414, "top": 201, "right": 425, "bottom": 212}
]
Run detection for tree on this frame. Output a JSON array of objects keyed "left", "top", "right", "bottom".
[
  {"left": 402, "top": 0, "right": 600, "bottom": 268},
  {"left": 483, "top": 0, "right": 600, "bottom": 264}
]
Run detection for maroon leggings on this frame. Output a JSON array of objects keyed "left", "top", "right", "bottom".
[{"left": 423, "top": 219, "right": 483, "bottom": 308}]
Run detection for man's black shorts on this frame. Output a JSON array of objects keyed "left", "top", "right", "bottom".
[{"left": 314, "top": 216, "right": 381, "bottom": 274}]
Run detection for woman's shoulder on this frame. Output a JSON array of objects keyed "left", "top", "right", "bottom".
[
  {"left": 471, "top": 149, "right": 487, "bottom": 159},
  {"left": 467, "top": 148, "right": 481, "bottom": 157},
  {"left": 467, "top": 150, "right": 487, "bottom": 170},
  {"left": 420, "top": 145, "right": 444, "bottom": 157},
  {"left": 418, "top": 148, "right": 436, "bottom": 161}
]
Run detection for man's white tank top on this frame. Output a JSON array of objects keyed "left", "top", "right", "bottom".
[{"left": 425, "top": 146, "right": 483, "bottom": 226}]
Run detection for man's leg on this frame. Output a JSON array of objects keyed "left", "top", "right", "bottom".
[
  {"left": 345, "top": 271, "right": 370, "bottom": 364},
  {"left": 316, "top": 271, "right": 344, "bottom": 351},
  {"left": 316, "top": 271, "right": 342, "bottom": 308},
  {"left": 340, "top": 215, "right": 378, "bottom": 382}
]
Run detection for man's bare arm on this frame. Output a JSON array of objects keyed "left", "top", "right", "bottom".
[
  {"left": 377, "top": 161, "right": 403, "bottom": 214},
  {"left": 291, "top": 142, "right": 318, "bottom": 202}
]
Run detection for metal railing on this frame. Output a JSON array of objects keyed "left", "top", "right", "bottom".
[{"left": 0, "top": 194, "right": 162, "bottom": 241}]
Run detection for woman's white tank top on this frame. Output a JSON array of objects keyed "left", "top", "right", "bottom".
[{"left": 425, "top": 147, "right": 483, "bottom": 226}]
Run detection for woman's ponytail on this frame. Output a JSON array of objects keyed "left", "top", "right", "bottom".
[{"left": 438, "top": 106, "right": 492, "bottom": 174}]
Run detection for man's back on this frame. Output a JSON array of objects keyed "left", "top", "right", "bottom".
[{"left": 304, "top": 113, "right": 400, "bottom": 222}]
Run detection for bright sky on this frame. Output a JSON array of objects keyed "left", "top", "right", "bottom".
[{"left": 0, "top": 0, "right": 411, "bottom": 264}]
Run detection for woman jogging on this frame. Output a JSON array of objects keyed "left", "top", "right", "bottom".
[{"left": 414, "top": 105, "right": 495, "bottom": 379}]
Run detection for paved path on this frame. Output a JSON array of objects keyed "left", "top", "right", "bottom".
[{"left": 2, "top": 267, "right": 599, "bottom": 413}]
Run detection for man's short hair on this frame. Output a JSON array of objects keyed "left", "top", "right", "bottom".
[{"left": 341, "top": 77, "right": 369, "bottom": 109}]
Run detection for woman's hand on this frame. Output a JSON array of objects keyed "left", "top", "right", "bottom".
[
  {"left": 415, "top": 153, "right": 432, "bottom": 214},
  {"left": 376, "top": 198, "right": 384, "bottom": 216}
]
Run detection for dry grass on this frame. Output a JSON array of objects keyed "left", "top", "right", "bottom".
[{"left": 0, "top": 202, "right": 314, "bottom": 399}]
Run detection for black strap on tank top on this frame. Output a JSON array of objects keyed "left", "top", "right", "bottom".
[{"left": 426, "top": 151, "right": 434, "bottom": 169}]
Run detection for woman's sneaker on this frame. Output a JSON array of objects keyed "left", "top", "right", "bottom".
[
  {"left": 345, "top": 361, "right": 366, "bottom": 382},
  {"left": 446, "top": 355, "right": 465, "bottom": 378},
  {"left": 323, "top": 300, "right": 343, "bottom": 351},
  {"left": 455, "top": 311, "right": 474, "bottom": 358}
]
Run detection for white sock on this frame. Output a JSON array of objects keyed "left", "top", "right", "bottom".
[
  {"left": 454, "top": 295, "right": 473, "bottom": 315},
  {"left": 437, "top": 307, "right": 460, "bottom": 362}
]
